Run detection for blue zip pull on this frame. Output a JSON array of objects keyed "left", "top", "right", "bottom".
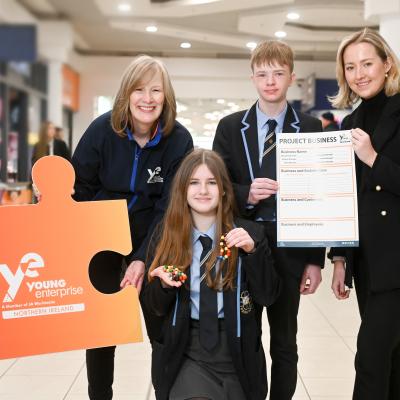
[{"left": 128, "top": 145, "right": 141, "bottom": 210}]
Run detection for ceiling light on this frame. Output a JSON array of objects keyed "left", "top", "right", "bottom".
[
  {"left": 146, "top": 25, "right": 158, "bottom": 33},
  {"left": 118, "top": 3, "right": 131, "bottom": 12},
  {"left": 275, "top": 31, "right": 287, "bottom": 38},
  {"left": 180, "top": 42, "right": 191, "bottom": 49},
  {"left": 216, "top": 99, "right": 225, "bottom": 104},
  {"left": 246, "top": 42, "right": 257, "bottom": 50},
  {"left": 287, "top": 12, "right": 300, "bottom": 20}
]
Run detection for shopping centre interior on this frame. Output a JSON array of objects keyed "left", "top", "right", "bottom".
[{"left": 1, "top": 0, "right": 399, "bottom": 398}]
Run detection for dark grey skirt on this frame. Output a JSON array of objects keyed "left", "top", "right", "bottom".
[{"left": 169, "top": 319, "right": 246, "bottom": 400}]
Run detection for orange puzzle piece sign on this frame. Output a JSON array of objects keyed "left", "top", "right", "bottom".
[{"left": 0, "top": 156, "right": 142, "bottom": 359}]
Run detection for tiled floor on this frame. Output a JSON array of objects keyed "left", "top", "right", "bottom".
[{"left": 0, "top": 264, "right": 360, "bottom": 399}]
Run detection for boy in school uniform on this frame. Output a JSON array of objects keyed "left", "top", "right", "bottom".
[{"left": 213, "top": 40, "right": 326, "bottom": 400}]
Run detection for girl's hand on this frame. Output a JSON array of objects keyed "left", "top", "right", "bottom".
[
  {"left": 150, "top": 266, "right": 183, "bottom": 288},
  {"left": 225, "top": 228, "right": 255, "bottom": 253},
  {"left": 351, "top": 128, "right": 377, "bottom": 167}
]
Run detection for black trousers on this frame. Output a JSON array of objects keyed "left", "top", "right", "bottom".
[
  {"left": 262, "top": 222, "right": 301, "bottom": 400},
  {"left": 86, "top": 251, "right": 125, "bottom": 400},
  {"left": 353, "top": 259, "right": 400, "bottom": 400}
]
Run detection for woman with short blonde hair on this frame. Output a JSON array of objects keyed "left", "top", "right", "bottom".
[{"left": 330, "top": 27, "right": 400, "bottom": 109}]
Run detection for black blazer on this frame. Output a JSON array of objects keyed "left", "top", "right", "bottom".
[
  {"left": 140, "top": 218, "right": 281, "bottom": 400},
  {"left": 213, "top": 102, "right": 326, "bottom": 277},
  {"left": 328, "top": 94, "right": 400, "bottom": 292},
  {"left": 32, "top": 139, "right": 71, "bottom": 164},
  {"left": 53, "top": 139, "right": 71, "bottom": 160}
]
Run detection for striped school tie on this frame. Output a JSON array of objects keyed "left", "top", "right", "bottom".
[
  {"left": 199, "top": 235, "right": 218, "bottom": 351},
  {"left": 261, "top": 119, "right": 277, "bottom": 180}
]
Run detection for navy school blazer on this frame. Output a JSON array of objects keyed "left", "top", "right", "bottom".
[
  {"left": 140, "top": 218, "right": 281, "bottom": 400},
  {"left": 213, "top": 102, "right": 326, "bottom": 277}
]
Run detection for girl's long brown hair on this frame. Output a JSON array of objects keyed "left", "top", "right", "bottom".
[
  {"left": 148, "top": 149, "right": 238, "bottom": 290},
  {"left": 32, "top": 121, "right": 54, "bottom": 163}
]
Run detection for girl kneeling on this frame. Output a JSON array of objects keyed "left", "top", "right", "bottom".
[{"left": 140, "top": 149, "right": 280, "bottom": 400}]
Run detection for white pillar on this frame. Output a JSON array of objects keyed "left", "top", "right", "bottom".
[
  {"left": 48, "top": 61, "right": 63, "bottom": 126},
  {"left": 365, "top": 0, "right": 400, "bottom": 58},
  {"left": 379, "top": 15, "right": 400, "bottom": 58},
  {"left": 37, "top": 21, "right": 74, "bottom": 126}
]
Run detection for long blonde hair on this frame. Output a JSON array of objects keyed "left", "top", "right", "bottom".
[
  {"left": 330, "top": 28, "right": 400, "bottom": 109},
  {"left": 111, "top": 55, "right": 176, "bottom": 137},
  {"left": 32, "top": 121, "right": 54, "bottom": 163},
  {"left": 148, "top": 149, "right": 239, "bottom": 290}
]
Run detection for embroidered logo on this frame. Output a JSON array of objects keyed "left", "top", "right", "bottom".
[
  {"left": 240, "top": 290, "right": 253, "bottom": 314},
  {"left": 147, "top": 167, "right": 163, "bottom": 184}
]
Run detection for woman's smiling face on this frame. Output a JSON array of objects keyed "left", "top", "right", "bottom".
[{"left": 343, "top": 41, "right": 391, "bottom": 100}]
